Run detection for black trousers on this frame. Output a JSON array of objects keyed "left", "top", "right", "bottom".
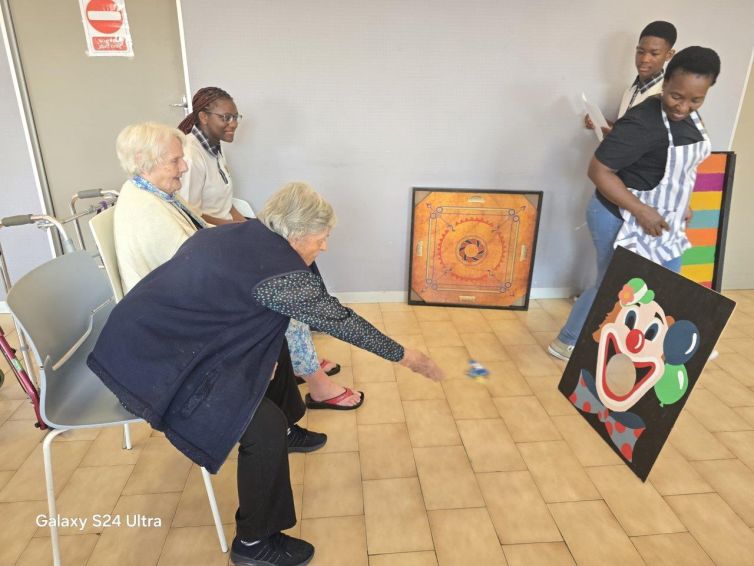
[
  {"left": 264, "top": 340, "right": 306, "bottom": 427},
  {"left": 235, "top": 340, "right": 305, "bottom": 540}
]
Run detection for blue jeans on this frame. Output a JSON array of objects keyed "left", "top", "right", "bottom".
[{"left": 557, "top": 194, "right": 682, "bottom": 346}]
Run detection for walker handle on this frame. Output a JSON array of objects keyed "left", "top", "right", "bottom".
[
  {"left": 0, "top": 214, "right": 34, "bottom": 227},
  {"left": 76, "top": 189, "right": 105, "bottom": 199}
]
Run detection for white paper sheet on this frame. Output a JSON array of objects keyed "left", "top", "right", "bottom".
[{"left": 582, "top": 92, "right": 608, "bottom": 142}]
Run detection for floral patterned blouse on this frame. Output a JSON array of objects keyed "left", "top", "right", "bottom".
[{"left": 254, "top": 271, "right": 404, "bottom": 363}]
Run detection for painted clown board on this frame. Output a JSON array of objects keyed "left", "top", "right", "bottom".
[
  {"left": 408, "top": 188, "right": 542, "bottom": 309},
  {"left": 558, "top": 247, "right": 735, "bottom": 481}
]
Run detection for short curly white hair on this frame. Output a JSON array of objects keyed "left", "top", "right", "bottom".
[
  {"left": 115, "top": 122, "right": 186, "bottom": 176},
  {"left": 258, "top": 182, "right": 337, "bottom": 240}
]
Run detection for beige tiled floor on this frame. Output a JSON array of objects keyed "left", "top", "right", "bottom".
[{"left": 2, "top": 294, "right": 754, "bottom": 565}]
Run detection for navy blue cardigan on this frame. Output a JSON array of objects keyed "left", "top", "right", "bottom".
[{"left": 87, "top": 220, "right": 308, "bottom": 473}]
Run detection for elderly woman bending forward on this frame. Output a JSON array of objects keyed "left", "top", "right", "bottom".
[{"left": 88, "top": 182, "right": 442, "bottom": 566}]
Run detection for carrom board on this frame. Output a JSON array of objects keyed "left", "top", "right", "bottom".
[{"left": 408, "top": 188, "right": 542, "bottom": 309}]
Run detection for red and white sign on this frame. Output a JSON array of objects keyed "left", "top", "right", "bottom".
[{"left": 79, "top": 0, "right": 133, "bottom": 57}]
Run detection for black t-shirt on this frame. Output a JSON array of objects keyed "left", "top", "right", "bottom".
[{"left": 594, "top": 96, "right": 703, "bottom": 215}]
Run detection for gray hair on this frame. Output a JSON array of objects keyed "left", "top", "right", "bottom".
[
  {"left": 116, "top": 122, "right": 186, "bottom": 176},
  {"left": 258, "top": 182, "right": 337, "bottom": 240}
]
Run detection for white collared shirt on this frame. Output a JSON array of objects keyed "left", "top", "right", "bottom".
[
  {"left": 179, "top": 133, "right": 234, "bottom": 221},
  {"left": 617, "top": 72, "right": 665, "bottom": 119}
]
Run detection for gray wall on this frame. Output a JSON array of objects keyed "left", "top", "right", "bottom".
[
  {"left": 724, "top": 53, "right": 754, "bottom": 289},
  {"left": 181, "top": 0, "right": 754, "bottom": 295},
  {"left": 0, "top": 36, "right": 50, "bottom": 299},
  {"left": 3, "top": 2, "right": 752, "bottom": 299}
]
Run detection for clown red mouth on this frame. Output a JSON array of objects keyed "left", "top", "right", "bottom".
[{"left": 600, "top": 333, "right": 656, "bottom": 402}]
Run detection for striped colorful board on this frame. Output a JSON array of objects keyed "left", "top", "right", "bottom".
[{"left": 680, "top": 151, "right": 736, "bottom": 290}]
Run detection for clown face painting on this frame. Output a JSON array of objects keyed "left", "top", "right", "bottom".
[
  {"left": 594, "top": 278, "right": 702, "bottom": 413},
  {"left": 558, "top": 248, "right": 735, "bottom": 481}
]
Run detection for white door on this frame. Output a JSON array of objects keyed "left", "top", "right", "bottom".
[{"left": 7, "top": 0, "right": 188, "bottom": 249}]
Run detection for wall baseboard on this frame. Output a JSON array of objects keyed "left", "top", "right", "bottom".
[
  {"left": 529, "top": 287, "right": 576, "bottom": 300},
  {"left": 334, "top": 287, "right": 574, "bottom": 304}
]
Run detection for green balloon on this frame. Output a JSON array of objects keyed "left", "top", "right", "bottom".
[{"left": 654, "top": 363, "right": 688, "bottom": 407}]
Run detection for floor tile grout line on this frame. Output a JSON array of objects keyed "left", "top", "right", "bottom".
[
  {"left": 40, "top": 462, "right": 139, "bottom": 565},
  {"left": 0, "top": 441, "right": 94, "bottom": 506},
  {"left": 151, "top": 493, "right": 182, "bottom": 566},
  {"left": 628, "top": 531, "right": 717, "bottom": 565},
  {"left": 397, "top": 396, "right": 439, "bottom": 556}
]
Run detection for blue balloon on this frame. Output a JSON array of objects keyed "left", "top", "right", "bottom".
[{"left": 663, "top": 320, "right": 700, "bottom": 365}]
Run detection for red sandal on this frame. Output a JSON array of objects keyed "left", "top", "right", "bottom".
[{"left": 305, "top": 387, "right": 364, "bottom": 411}]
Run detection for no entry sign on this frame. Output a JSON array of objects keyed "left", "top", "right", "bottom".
[
  {"left": 79, "top": 0, "right": 133, "bottom": 56},
  {"left": 87, "top": 0, "right": 124, "bottom": 34}
]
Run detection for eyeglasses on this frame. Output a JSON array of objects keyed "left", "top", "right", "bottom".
[{"left": 202, "top": 110, "right": 243, "bottom": 123}]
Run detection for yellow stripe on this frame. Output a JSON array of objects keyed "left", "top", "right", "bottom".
[
  {"left": 681, "top": 263, "right": 714, "bottom": 282},
  {"left": 690, "top": 192, "right": 722, "bottom": 210}
]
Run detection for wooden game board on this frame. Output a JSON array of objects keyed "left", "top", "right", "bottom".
[{"left": 409, "top": 188, "right": 542, "bottom": 309}]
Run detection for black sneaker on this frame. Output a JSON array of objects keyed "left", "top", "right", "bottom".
[
  {"left": 231, "top": 533, "right": 314, "bottom": 566},
  {"left": 287, "top": 424, "right": 327, "bottom": 453}
]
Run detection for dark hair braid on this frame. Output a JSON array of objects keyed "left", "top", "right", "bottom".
[{"left": 177, "top": 86, "right": 233, "bottom": 134}]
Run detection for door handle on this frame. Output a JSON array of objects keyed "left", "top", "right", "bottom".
[{"left": 170, "top": 95, "right": 189, "bottom": 114}]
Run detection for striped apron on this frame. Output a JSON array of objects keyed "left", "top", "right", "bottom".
[{"left": 613, "top": 109, "right": 711, "bottom": 263}]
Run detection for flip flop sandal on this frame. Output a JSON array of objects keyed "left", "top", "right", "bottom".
[
  {"left": 305, "top": 387, "right": 364, "bottom": 411},
  {"left": 320, "top": 359, "right": 341, "bottom": 376}
]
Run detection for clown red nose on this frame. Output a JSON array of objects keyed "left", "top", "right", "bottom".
[{"left": 626, "top": 328, "right": 645, "bottom": 353}]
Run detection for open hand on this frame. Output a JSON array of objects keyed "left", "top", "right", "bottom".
[{"left": 399, "top": 348, "right": 445, "bottom": 382}]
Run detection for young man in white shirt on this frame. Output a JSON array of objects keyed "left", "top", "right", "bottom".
[{"left": 587, "top": 21, "right": 677, "bottom": 136}]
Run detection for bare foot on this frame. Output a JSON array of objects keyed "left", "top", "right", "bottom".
[{"left": 302, "top": 369, "right": 362, "bottom": 406}]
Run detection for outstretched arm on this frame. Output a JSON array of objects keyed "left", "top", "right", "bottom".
[{"left": 254, "top": 271, "right": 444, "bottom": 381}]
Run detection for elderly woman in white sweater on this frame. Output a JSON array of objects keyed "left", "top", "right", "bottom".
[{"left": 113, "top": 122, "right": 204, "bottom": 294}]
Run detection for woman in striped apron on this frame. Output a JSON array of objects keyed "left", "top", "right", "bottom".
[{"left": 549, "top": 46, "right": 720, "bottom": 361}]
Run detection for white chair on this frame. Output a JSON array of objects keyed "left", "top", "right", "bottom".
[
  {"left": 89, "top": 207, "right": 124, "bottom": 301},
  {"left": 89, "top": 209, "right": 228, "bottom": 554},
  {"left": 232, "top": 197, "right": 256, "bottom": 219}
]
